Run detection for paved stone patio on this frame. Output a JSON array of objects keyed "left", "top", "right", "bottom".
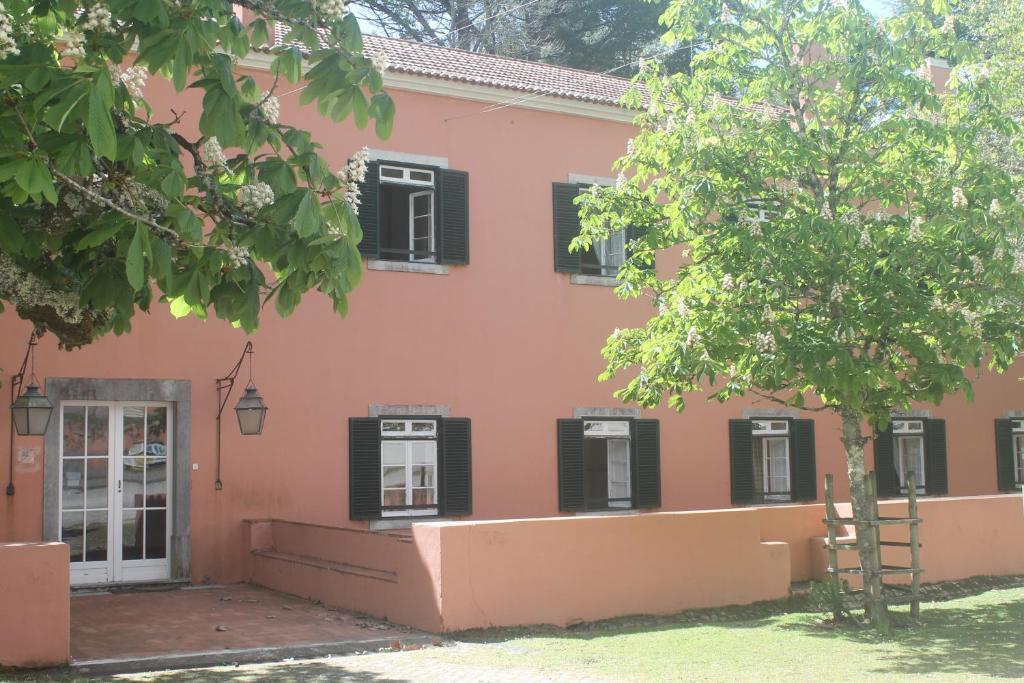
[{"left": 71, "top": 583, "right": 427, "bottom": 666}]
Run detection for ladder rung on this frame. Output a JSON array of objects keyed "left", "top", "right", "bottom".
[
  {"left": 879, "top": 541, "right": 918, "bottom": 548},
  {"left": 824, "top": 517, "right": 922, "bottom": 526},
  {"left": 826, "top": 567, "right": 865, "bottom": 575},
  {"left": 825, "top": 542, "right": 859, "bottom": 550}
]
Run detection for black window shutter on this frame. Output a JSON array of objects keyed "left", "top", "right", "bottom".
[
  {"left": 924, "top": 418, "right": 948, "bottom": 495},
  {"left": 441, "top": 417, "right": 472, "bottom": 515},
  {"left": 356, "top": 161, "right": 380, "bottom": 258},
  {"left": 790, "top": 419, "right": 817, "bottom": 502},
  {"left": 553, "top": 183, "right": 582, "bottom": 273},
  {"left": 729, "top": 419, "right": 754, "bottom": 504},
  {"left": 349, "top": 417, "right": 381, "bottom": 520},
  {"left": 557, "top": 418, "right": 585, "bottom": 511},
  {"left": 632, "top": 419, "right": 661, "bottom": 509},
  {"left": 438, "top": 169, "right": 470, "bottom": 264},
  {"left": 874, "top": 425, "right": 898, "bottom": 497},
  {"left": 995, "top": 419, "right": 1017, "bottom": 492}
]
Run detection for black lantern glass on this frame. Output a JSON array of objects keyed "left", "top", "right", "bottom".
[
  {"left": 234, "top": 385, "right": 268, "bottom": 435},
  {"left": 11, "top": 383, "right": 53, "bottom": 436}
]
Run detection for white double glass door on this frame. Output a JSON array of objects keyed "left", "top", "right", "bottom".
[{"left": 59, "top": 402, "right": 172, "bottom": 585}]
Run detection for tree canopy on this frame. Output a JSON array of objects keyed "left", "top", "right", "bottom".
[{"left": 0, "top": 0, "right": 393, "bottom": 348}]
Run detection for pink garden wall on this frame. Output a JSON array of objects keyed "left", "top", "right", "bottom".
[
  {"left": 1, "top": 51, "right": 1022, "bottom": 588},
  {"left": 0, "top": 542, "right": 69, "bottom": 667}
]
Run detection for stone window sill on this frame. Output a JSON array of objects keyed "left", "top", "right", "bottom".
[
  {"left": 570, "top": 274, "right": 619, "bottom": 287},
  {"left": 573, "top": 509, "right": 639, "bottom": 517},
  {"left": 370, "top": 517, "right": 450, "bottom": 531},
  {"left": 367, "top": 260, "right": 449, "bottom": 275}
]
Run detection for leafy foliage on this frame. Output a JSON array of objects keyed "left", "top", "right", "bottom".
[
  {"left": 576, "top": 0, "right": 1024, "bottom": 430},
  {"left": 0, "top": 0, "right": 393, "bottom": 348}
]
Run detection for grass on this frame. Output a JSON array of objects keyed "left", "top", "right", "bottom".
[
  {"left": 446, "top": 583, "right": 1024, "bottom": 681},
  {"left": 5, "top": 580, "right": 1023, "bottom": 682}
]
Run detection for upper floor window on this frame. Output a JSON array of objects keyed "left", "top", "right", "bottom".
[
  {"left": 355, "top": 160, "right": 469, "bottom": 265},
  {"left": 729, "top": 418, "right": 816, "bottom": 505},
  {"left": 552, "top": 182, "right": 653, "bottom": 278}
]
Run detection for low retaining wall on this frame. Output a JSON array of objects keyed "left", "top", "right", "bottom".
[
  {"left": 0, "top": 542, "right": 70, "bottom": 668},
  {"left": 809, "top": 494, "right": 1024, "bottom": 586}
]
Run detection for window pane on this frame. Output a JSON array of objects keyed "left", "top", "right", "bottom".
[
  {"left": 381, "top": 167, "right": 403, "bottom": 178},
  {"left": 411, "top": 421, "right": 436, "bottom": 434},
  {"left": 382, "top": 420, "right": 406, "bottom": 434},
  {"left": 410, "top": 442, "right": 436, "bottom": 464},
  {"left": 382, "top": 442, "right": 405, "bottom": 465},
  {"left": 411, "top": 465, "right": 435, "bottom": 488},
  {"left": 123, "top": 458, "right": 145, "bottom": 509},
  {"left": 898, "top": 436, "right": 926, "bottom": 489},
  {"left": 147, "top": 407, "right": 168, "bottom": 457},
  {"left": 145, "top": 509, "right": 166, "bottom": 559},
  {"left": 1015, "top": 435, "right": 1024, "bottom": 483},
  {"left": 382, "top": 489, "right": 406, "bottom": 507},
  {"left": 411, "top": 488, "right": 435, "bottom": 505},
  {"left": 62, "top": 512, "right": 84, "bottom": 563},
  {"left": 87, "top": 406, "right": 109, "bottom": 457},
  {"left": 62, "top": 459, "right": 85, "bottom": 510},
  {"left": 84, "top": 509, "right": 108, "bottom": 562},
  {"left": 412, "top": 193, "right": 431, "bottom": 216},
  {"left": 607, "top": 439, "right": 631, "bottom": 501},
  {"left": 765, "top": 437, "right": 789, "bottom": 493},
  {"left": 382, "top": 466, "right": 407, "bottom": 488},
  {"left": 63, "top": 406, "right": 86, "bottom": 458},
  {"left": 410, "top": 170, "right": 433, "bottom": 183},
  {"left": 122, "top": 509, "right": 144, "bottom": 561},
  {"left": 85, "top": 458, "right": 109, "bottom": 511},
  {"left": 146, "top": 458, "right": 168, "bottom": 505}
]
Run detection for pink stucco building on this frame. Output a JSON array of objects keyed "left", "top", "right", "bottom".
[{"left": 1, "top": 30, "right": 1022, "bottom": 662}]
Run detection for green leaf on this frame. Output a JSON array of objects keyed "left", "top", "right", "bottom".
[
  {"left": 169, "top": 296, "right": 191, "bottom": 318},
  {"left": 76, "top": 223, "right": 123, "bottom": 250},
  {"left": 88, "top": 81, "right": 117, "bottom": 160},
  {"left": 293, "top": 190, "right": 323, "bottom": 237},
  {"left": 126, "top": 224, "right": 149, "bottom": 291}
]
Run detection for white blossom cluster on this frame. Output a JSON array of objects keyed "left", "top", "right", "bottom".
[
  {"left": 370, "top": 50, "right": 389, "bottom": 73},
  {"left": 909, "top": 216, "right": 924, "bottom": 241},
  {"left": 82, "top": 4, "right": 116, "bottom": 34},
  {"left": 200, "top": 136, "right": 228, "bottom": 171},
  {"left": 989, "top": 198, "right": 1002, "bottom": 215},
  {"left": 1014, "top": 245, "right": 1024, "bottom": 275},
  {"left": 313, "top": 0, "right": 347, "bottom": 22},
  {"left": 616, "top": 172, "right": 627, "bottom": 189},
  {"left": 118, "top": 65, "right": 148, "bottom": 100},
  {"left": 337, "top": 147, "right": 369, "bottom": 214},
  {"left": 840, "top": 209, "right": 862, "bottom": 226},
  {"left": 658, "top": 301, "right": 669, "bottom": 315},
  {"left": 762, "top": 304, "right": 776, "bottom": 323},
  {"left": 1014, "top": 188, "right": 1024, "bottom": 205},
  {"left": 858, "top": 229, "right": 871, "bottom": 248},
  {"left": 970, "top": 254, "right": 984, "bottom": 277},
  {"left": 227, "top": 245, "right": 251, "bottom": 268},
  {"left": 952, "top": 187, "right": 968, "bottom": 209},
  {"left": 61, "top": 35, "right": 85, "bottom": 59},
  {"left": 0, "top": 2, "right": 19, "bottom": 60},
  {"left": 829, "top": 283, "right": 848, "bottom": 303},
  {"left": 685, "top": 325, "right": 701, "bottom": 349},
  {"left": 940, "top": 15, "right": 955, "bottom": 34},
  {"left": 676, "top": 299, "right": 689, "bottom": 317},
  {"left": 0, "top": 254, "right": 84, "bottom": 324},
  {"left": 754, "top": 331, "right": 776, "bottom": 354},
  {"left": 721, "top": 274, "right": 735, "bottom": 291},
  {"left": 238, "top": 181, "right": 274, "bottom": 215},
  {"left": 259, "top": 93, "right": 280, "bottom": 125}
]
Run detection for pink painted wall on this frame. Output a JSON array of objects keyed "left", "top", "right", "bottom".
[
  {"left": 0, "top": 542, "right": 70, "bottom": 667},
  {"left": 2, "top": 56, "right": 1023, "bottom": 585}
]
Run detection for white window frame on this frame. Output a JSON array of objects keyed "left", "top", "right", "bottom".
[
  {"left": 409, "top": 190, "right": 435, "bottom": 263},
  {"left": 379, "top": 165, "right": 434, "bottom": 187},
  {"left": 894, "top": 420, "right": 926, "bottom": 492},
  {"left": 1012, "top": 421, "right": 1024, "bottom": 486},
  {"left": 752, "top": 419, "right": 790, "bottom": 501},
  {"left": 380, "top": 419, "right": 438, "bottom": 517},
  {"left": 583, "top": 420, "right": 632, "bottom": 509}
]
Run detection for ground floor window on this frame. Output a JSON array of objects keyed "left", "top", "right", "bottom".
[
  {"left": 1012, "top": 421, "right": 1024, "bottom": 487},
  {"left": 583, "top": 420, "right": 632, "bottom": 510},
  {"left": 380, "top": 419, "right": 438, "bottom": 517},
  {"left": 752, "top": 420, "right": 791, "bottom": 503},
  {"left": 893, "top": 420, "right": 927, "bottom": 494}
]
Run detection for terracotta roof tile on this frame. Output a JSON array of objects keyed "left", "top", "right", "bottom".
[{"left": 272, "top": 24, "right": 637, "bottom": 107}]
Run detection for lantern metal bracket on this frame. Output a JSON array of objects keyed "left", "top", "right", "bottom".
[
  {"left": 214, "top": 341, "right": 254, "bottom": 491},
  {"left": 7, "top": 330, "right": 42, "bottom": 496}
]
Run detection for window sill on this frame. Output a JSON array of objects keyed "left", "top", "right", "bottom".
[
  {"left": 570, "top": 273, "right": 619, "bottom": 287},
  {"left": 572, "top": 509, "right": 640, "bottom": 517},
  {"left": 367, "top": 260, "right": 449, "bottom": 275},
  {"left": 370, "top": 517, "right": 450, "bottom": 531}
]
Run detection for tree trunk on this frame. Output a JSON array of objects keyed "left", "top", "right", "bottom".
[{"left": 839, "top": 408, "right": 890, "bottom": 630}]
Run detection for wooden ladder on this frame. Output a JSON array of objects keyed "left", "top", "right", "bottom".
[{"left": 823, "top": 471, "right": 922, "bottom": 620}]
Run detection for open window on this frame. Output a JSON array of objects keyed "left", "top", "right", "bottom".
[
  {"left": 356, "top": 161, "right": 469, "bottom": 265},
  {"left": 994, "top": 419, "right": 1024, "bottom": 491},
  {"left": 552, "top": 182, "right": 653, "bottom": 277},
  {"left": 557, "top": 417, "right": 660, "bottom": 512},
  {"left": 729, "top": 418, "right": 816, "bottom": 504},
  {"left": 893, "top": 420, "right": 927, "bottom": 494}
]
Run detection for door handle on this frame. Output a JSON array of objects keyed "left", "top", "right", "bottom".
[{"left": 117, "top": 480, "right": 122, "bottom": 493}]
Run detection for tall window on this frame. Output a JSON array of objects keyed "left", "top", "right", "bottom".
[
  {"left": 582, "top": 420, "right": 632, "bottom": 509},
  {"left": 894, "top": 419, "right": 927, "bottom": 493},
  {"left": 380, "top": 419, "right": 438, "bottom": 517},
  {"left": 379, "top": 165, "right": 436, "bottom": 263},
  {"left": 752, "top": 420, "right": 791, "bottom": 502},
  {"left": 1013, "top": 420, "right": 1024, "bottom": 487}
]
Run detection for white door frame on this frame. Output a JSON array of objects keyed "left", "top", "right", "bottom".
[{"left": 59, "top": 400, "right": 173, "bottom": 586}]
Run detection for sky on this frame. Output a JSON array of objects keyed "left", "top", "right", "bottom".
[{"left": 861, "top": 0, "right": 895, "bottom": 16}]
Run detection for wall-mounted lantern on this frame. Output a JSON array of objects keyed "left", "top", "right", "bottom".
[
  {"left": 214, "top": 341, "right": 268, "bottom": 490},
  {"left": 8, "top": 330, "right": 53, "bottom": 495}
]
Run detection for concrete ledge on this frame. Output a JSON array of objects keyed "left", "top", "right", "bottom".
[
  {"left": 573, "top": 407, "right": 641, "bottom": 419},
  {"left": 367, "top": 260, "right": 449, "bottom": 275},
  {"left": 570, "top": 273, "right": 618, "bottom": 287}
]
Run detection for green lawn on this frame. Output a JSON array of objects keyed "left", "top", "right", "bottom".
[{"left": 447, "top": 584, "right": 1024, "bottom": 682}]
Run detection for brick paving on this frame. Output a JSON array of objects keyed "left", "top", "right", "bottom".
[{"left": 71, "top": 583, "right": 420, "bottom": 663}]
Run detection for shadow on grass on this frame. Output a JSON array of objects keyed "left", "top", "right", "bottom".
[
  {"left": 3, "top": 660, "right": 413, "bottom": 683},
  {"left": 784, "top": 599, "right": 1024, "bottom": 679}
]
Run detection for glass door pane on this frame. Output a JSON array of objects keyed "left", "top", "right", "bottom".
[
  {"left": 120, "top": 406, "right": 170, "bottom": 564},
  {"left": 62, "top": 404, "right": 112, "bottom": 580}
]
